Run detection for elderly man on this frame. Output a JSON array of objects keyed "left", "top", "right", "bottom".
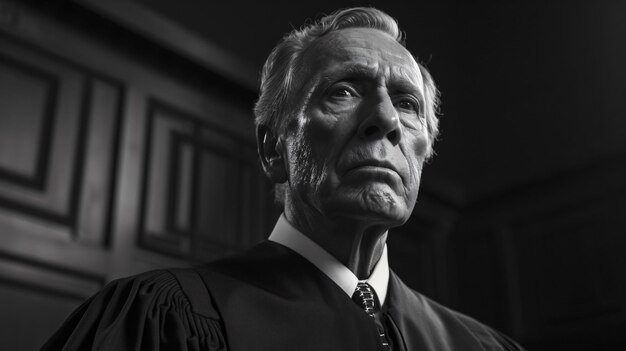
[{"left": 42, "top": 7, "right": 523, "bottom": 351}]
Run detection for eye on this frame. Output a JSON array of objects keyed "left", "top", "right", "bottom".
[
  {"left": 394, "top": 98, "right": 420, "bottom": 113},
  {"left": 330, "top": 87, "right": 355, "bottom": 98},
  {"left": 326, "top": 81, "right": 361, "bottom": 100}
]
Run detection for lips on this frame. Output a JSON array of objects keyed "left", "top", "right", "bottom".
[
  {"left": 348, "top": 159, "right": 398, "bottom": 173},
  {"left": 344, "top": 159, "right": 405, "bottom": 181}
]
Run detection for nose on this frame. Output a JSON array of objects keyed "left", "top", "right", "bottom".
[{"left": 357, "top": 90, "right": 401, "bottom": 145}]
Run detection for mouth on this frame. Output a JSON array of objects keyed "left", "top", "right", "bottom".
[{"left": 345, "top": 160, "right": 402, "bottom": 178}]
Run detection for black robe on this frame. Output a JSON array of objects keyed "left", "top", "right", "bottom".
[{"left": 41, "top": 241, "right": 523, "bottom": 350}]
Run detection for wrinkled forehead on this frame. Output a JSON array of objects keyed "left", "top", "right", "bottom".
[{"left": 301, "top": 27, "right": 423, "bottom": 89}]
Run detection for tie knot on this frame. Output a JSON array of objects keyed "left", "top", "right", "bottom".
[{"left": 352, "top": 282, "right": 378, "bottom": 316}]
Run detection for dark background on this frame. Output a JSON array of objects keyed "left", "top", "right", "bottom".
[{"left": 1, "top": 0, "right": 625, "bottom": 350}]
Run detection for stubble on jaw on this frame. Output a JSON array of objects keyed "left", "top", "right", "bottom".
[{"left": 286, "top": 119, "right": 328, "bottom": 212}]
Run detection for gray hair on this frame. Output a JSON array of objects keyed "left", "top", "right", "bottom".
[{"left": 254, "top": 7, "right": 440, "bottom": 203}]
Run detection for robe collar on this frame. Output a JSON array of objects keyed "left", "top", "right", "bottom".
[{"left": 268, "top": 213, "right": 389, "bottom": 305}]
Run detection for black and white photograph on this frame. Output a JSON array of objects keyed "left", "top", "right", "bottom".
[{"left": 0, "top": 1, "right": 624, "bottom": 350}]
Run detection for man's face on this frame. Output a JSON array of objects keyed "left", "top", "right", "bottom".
[{"left": 282, "top": 27, "right": 430, "bottom": 227}]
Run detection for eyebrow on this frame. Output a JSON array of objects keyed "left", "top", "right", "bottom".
[{"left": 319, "top": 63, "right": 377, "bottom": 86}]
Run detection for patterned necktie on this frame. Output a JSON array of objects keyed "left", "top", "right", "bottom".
[{"left": 352, "top": 282, "right": 392, "bottom": 350}]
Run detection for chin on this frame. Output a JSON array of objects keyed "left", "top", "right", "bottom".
[{"left": 322, "top": 188, "right": 411, "bottom": 226}]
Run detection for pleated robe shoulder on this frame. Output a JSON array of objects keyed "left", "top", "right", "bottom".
[{"left": 41, "top": 241, "right": 523, "bottom": 351}]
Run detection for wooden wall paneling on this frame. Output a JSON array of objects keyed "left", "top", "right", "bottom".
[
  {"left": 0, "top": 33, "right": 118, "bottom": 276},
  {"left": 448, "top": 224, "right": 512, "bottom": 330},
  {"left": 0, "top": 36, "right": 82, "bottom": 224},
  {"left": 0, "top": 218, "right": 111, "bottom": 275},
  {"left": 0, "top": 12, "right": 128, "bottom": 350},
  {"left": 496, "top": 225, "right": 525, "bottom": 337},
  {"left": 169, "top": 133, "right": 194, "bottom": 235},
  {"left": 194, "top": 140, "right": 241, "bottom": 254},
  {"left": 387, "top": 193, "right": 459, "bottom": 304},
  {"left": 140, "top": 100, "right": 196, "bottom": 257},
  {"left": 107, "top": 87, "right": 186, "bottom": 278},
  {"left": 0, "top": 284, "right": 83, "bottom": 351},
  {"left": 0, "top": 54, "right": 53, "bottom": 183},
  {"left": 108, "top": 75, "right": 265, "bottom": 277},
  {"left": 0, "top": 4, "right": 277, "bottom": 348},
  {"left": 198, "top": 126, "right": 275, "bottom": 258},
  {"left": 463, "top": 153, "right": 626, "bottom": 227},
  {"left": 74, "top": 0, "right": 258, "bottom": 89},
  {"left": 76, "top": 77, "right": 123, "bottom": 247},
  {"left": 510, "top": 191, "right": 626, "bottom": 348},
  {"left": 0, "top": 33, "right": 124, "bottom": 351},
  {"left": 194, "top": 129, "right": 271, "bottom": 259},
  {"left": 138, "top": 96, "right": 274, "bottom": 263},
  {"left": 388, "top": 217, "right": 440, "bottom": 298},
  {"left": 0, "top": 252, "right": 103, "bottom": 350},
  {"left": 236, "top": 148, "right": 275, "bottom": 248},
  {"left": 237, "top": 161, "right": 257, "bottom": 247},
  {"left": 109, "top": 83, "right": 262, "bottom": 276},
  {"left": 454, "top": 155, "right": 626, "bottom": 348},
  {"left": 198, "top": 125, "right": 256, "bottom": 246},
  {"left": 0, "top": 253, "right": 102, "bottom": 302},
  {"left": 1, "top": 1, "right": 265, "bottom": 261}
]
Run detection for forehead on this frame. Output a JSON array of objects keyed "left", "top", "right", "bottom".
[{"left": 300, "top": 27, "right": 423, "bottom": 89}]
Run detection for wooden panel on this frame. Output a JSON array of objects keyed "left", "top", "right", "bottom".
[
  {"left": 0, "top": 35, "right": 123, "bottom": 269},
  {"left": 171, "top": 137, "right": 194, "bottom": 233},
  {"left": 76, "top": 78, "right": 124, "bottom": 246},
  {"left": 387, "top": 191, "right": 459, "bottom": 304},
  {"left": 0, "top": 254, "right": 102, "bottom": 299},
  {"left": 449, "top": 155, "right": 626, "bottom": 348},
  {"left": 0, "top": 254, "right": 101, "bottom": 351},
  {"left": 0, "top": 36, "right": 80, "bottom": 225},
  {"left": 0, "top": 55, "right": 54, "bottom": 182},
  {"left": 448, "top": 227, "right": 512, "bottom": 330},
  {"left": 511, "top": 192, "right": 626, "bottom": 344},
  {"left": 0, "top": 3, "right": 275, "bottom": 349},
  {"left": 140, "top": 99, "right": 274, "bottom": 262},
  {"left": 236, "top": 156, "right": 274, "bottom": 247},
  {"left": 388, "top": 220, "right": 440, "bottom": 293},
  {"left": 193, "top": 137, "right": 269, "bottom": 259},
  {"left": 0, "top": 284, "right": 86, "bottom": 350},
  {"left": 141, "top": 101, "right": 195, "bottom": 253},
  {"left": 195, "top": 143, "right": 240, "bottom": 245}
]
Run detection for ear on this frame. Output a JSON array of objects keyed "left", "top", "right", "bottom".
[{"left": 256, "top": 124, "right": 288, "bottom": 184}]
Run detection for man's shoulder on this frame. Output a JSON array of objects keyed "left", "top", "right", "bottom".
[
  {"left": 197, "top": 240, "right": 334, "bottom": 294},
  {"left": 103, "top": 268, "right": 179, "bottom": 295},
  {"left": 390, "top": 273, "right": 525, "bottom": 350},
  {"left": 419, "top": 291, "right": 522, "bottom": 349},
  {"left": 97, "top": 268, "right": 221, "bottom": 319},
  {"left": 41, "top": 268, "right": 226, "bottom": 350},
  {"left": 404, "top": 287, "right": 488, "bottom": 332},
  {"left": 200, "top": 240, "right": 313, "bottom": 278}
]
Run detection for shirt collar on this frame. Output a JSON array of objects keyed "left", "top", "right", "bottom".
[{"left": 268, "top": 214, "right": 390, "bottom": 306}]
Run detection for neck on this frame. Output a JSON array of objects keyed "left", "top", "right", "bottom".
[{"left": 284, "top": 206, "right": 389, "bottom": 280}]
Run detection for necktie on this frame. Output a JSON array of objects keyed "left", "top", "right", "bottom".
[{"left": 352, "top": 282, "right": 392, "bottom": 350}]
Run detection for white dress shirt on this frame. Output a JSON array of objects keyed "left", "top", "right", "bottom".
[{"left": 268, "top": 213, "right": 390, "bottom": 306}]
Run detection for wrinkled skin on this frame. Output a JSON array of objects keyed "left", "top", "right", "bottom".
[{"left": 261, "top": 27, "right": 431, "bottom": 278}]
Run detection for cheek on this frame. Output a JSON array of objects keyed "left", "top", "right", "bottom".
[
  {"left": 287, "top": 121, "right": 333, "bottom": 192},
  {"left": 403, "top": 134, "right": 429, "bottom": 190},
  {"left": 412, "top": 132, "right": 431, "bottom": 158},
  {"left": 404, "top": 130, "right": 430, "bottom": 162},
  {"left": 296, "top": 108, "right": 348, "bottom": 168},
  {"left": 303, "top": 107, "right": 342, "bottom": 141}
]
